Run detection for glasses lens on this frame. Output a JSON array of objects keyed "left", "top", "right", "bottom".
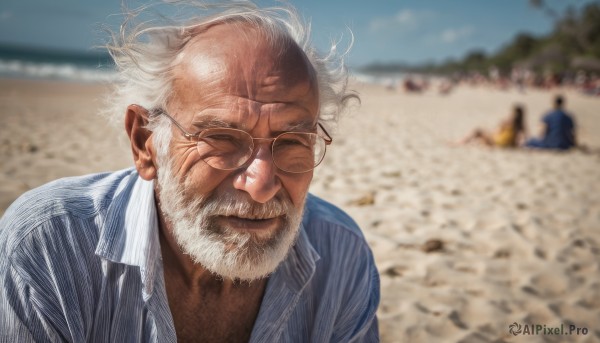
[
  {"left": 272, "top": 132, "right": 326, "bottom": 173},
  {"left": 197, "top": 128, "right": 253, "bottom": 170}
]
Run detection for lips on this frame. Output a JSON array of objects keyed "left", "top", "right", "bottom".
[{"left": 217, "top": 215, "right": 282, "bottom": 231}]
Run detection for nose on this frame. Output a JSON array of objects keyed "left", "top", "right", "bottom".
[{"left": 232, "top": 144, "right": 282, "bottom": 203}]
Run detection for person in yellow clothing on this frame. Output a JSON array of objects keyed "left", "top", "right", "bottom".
[
  {"left": 460, "top": 105, "right": 527, "bottom": 147},
  {"left": 493, "top": 120, "right": 517, "bottom": 147}
]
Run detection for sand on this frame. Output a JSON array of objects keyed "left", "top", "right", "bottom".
[{"left": 1, "top": 78, "right": 599, "bottom": 342}]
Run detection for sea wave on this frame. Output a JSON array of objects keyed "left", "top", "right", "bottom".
[
  {"left": 0, "top": 59, "right": 117, "bottom": 83},
  {"left": 351, "top": 71, "right": 406, "bottom": 86},
  {"left": 0, "top": 60, "right": 413, "bottom": 85}
]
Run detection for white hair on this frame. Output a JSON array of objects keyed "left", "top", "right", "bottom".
[{"left": 104, "top": 0, "right": 357, "bottom": 143}]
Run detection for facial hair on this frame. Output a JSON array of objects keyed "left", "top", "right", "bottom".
[{"left": 156, "top": 158, "right": 305, "bottom": 281}]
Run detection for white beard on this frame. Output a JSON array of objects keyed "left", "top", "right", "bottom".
[{"left": 156, "top": 158, "right": 304, "bottom": 281}]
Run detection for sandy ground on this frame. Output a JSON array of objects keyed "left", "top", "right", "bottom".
[{"left": 1, "top": 78, "right": 599, "bottom": 342}]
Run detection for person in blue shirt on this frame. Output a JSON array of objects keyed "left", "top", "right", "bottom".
[
  {"left": 0, "top": 1, "right": 380, "bottom": 342},
  {"left": 526, "top": 95, "right": 577, "bottom": 150}
]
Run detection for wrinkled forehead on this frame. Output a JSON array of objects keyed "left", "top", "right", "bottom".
[{"left": 172, "top": 21, "right": 318, "bottom": 106}]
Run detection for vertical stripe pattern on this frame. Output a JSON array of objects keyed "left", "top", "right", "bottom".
[{"left": 0, "top": 168, "right": 379, "bottom": 342}]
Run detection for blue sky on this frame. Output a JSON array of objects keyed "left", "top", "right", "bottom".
[{"left": 0, "top": 0, "right": 596, "bottom": 67}]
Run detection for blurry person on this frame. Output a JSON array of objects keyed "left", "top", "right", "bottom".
[
  {"left": 460, "top": 105, "right": 527, "bottom": 148},
  {"left": 526, "top": 95, "right": 577, "bottom": 150}
]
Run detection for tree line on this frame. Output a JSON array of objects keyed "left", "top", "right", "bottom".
[{"left": 361, "top": 2, "right": 600, "bottom": 77}]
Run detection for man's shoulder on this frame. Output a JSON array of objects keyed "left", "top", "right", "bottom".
[
  {"left": 302, "top": 194, "right": 366, "bottom": 245},
  {"left": 544, "top": 110, "right": 557, "bottom": 119},
  {"left": 2, "top": 168, "right": 137, "bottom": 223},
  {"left": 546, "top": 109, "right": 573, "bottom": 120},
  {"left": 0, "top": 168, "right": 137, "bottom": 255}
]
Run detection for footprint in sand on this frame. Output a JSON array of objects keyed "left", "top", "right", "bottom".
[
  {"left": 383, "top": 265, "right": 407, "bottom": 278},
  {"left": 346, "top": 192, "right": 376, "bottom": 206},
  {"left": 525, "top": 271, "right": 568, "bottom": 298},
  {"left": 421, "top": 239, "right": 444, "bottom": 253}
]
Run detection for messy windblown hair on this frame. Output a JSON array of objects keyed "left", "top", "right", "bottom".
[{"left": 103, "top": 0, "right": 357, "bottom": 138}]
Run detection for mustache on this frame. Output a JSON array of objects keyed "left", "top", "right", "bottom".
[{"left": 200, "top": 194, "right": 293, "bottom": 220}]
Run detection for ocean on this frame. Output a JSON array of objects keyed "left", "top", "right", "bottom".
[
  {"left": 0, "top": 44, "right": 117, "bottom": 82},
  {"left": 0, "top": 44, "right": 410, "bottom": 85}
]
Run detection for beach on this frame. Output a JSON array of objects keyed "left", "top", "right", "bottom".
[{"left": 1, "top": 78, "right": 599, "bottom": 342}]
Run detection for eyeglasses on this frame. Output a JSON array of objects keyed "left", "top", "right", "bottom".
[{"left": 153, "top": 109, "right": 332, "bottom": 174}]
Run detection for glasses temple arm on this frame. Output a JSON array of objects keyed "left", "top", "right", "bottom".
[
  {"left": 153, "top": 109, "right": 197, "bottom": 139},
  {"left": 318, "top": 123, "right": 333, "bottom": 145}
]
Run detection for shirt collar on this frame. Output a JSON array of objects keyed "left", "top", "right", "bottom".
[{"left": 95, "top": 170, "right": 160, "bottom": 300}]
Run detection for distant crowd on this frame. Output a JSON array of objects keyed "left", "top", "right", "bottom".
[
  {"left": 396, "top": 69, "right": 600, "bottom": 96},
  {"left": 462, "top": 68, "right": 600, "bottom": 95}
]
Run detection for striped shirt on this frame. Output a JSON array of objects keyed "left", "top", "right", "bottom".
[{"left": 0, "top": 168, "right": 379, "bottom": 342}]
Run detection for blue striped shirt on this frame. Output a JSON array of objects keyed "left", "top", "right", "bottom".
[{"left": 0, "top": 168, "right": 379, "bottom": 342}]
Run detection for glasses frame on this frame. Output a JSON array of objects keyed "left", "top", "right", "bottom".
[{"left": 151, "top": 108, "right": 333, "bottom": 173}]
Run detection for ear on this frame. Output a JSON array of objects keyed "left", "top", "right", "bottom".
[{"left": 125, "top": 104, "right": 157, "bottom": 181}]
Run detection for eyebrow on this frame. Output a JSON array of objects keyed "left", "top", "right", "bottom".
[
  {"left": 192, "top": 116, "right": 317, "bottom": 135},
  {"left": 191, "top": 116, "right": 238, "bottom": 131},
  {"left": 274, "top": 121, "right": 317, "bottom": 135}
]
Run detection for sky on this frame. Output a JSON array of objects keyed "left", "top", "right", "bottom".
[{"left": 0, "top": 0, "right": 596, "bottom": 67}]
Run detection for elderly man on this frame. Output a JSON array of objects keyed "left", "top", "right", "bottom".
[{"left": 0, "top": 2, "right": 379, "bottom": 342}]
